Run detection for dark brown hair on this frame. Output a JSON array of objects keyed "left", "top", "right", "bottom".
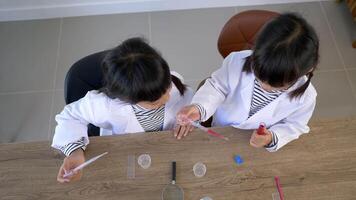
[
  {"left": 243, "top": 13, "right": 319, "bottom": 99},
  {"left": 100, "top": 37, "right": 186, "bottom": 103}
]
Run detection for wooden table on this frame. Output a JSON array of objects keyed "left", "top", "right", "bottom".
[{"left": 1, "top": 118, "right": 356, "bottom": 200}]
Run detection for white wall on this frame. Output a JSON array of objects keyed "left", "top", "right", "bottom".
[{"left": 0, "top": 0, "right": 326, "bottom": 22}]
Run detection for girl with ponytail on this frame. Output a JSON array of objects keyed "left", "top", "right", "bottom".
[{"left": 175, "top": 13, "right": 319, "bottom": 152}]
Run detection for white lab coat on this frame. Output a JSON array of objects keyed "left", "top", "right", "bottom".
[
  {"left": 52, "top": 74, "right": 194, "bottom": 150},
  {"left": 192, "top": 50, "right": 317, "bottom": 152}
]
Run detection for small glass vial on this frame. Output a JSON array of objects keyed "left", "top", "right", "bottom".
[
  {"left": 137, "top": 154, "right": 151, "bottom": 169},
  {"left": 193, "top": 162, "right": 207, "bottom": 178}
]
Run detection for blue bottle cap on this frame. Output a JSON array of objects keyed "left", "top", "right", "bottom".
[{"left": 234, "top": 155, "right": 243, "bottom": 165}]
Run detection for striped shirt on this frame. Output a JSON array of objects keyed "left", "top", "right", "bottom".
[
  {"left": 132, "top": 104, "right": 165, "bottom": 132},
  {"left": 266, "top": 130, "right": 279, "bottom": 148},
  {"left": 194, "top": 103, "right": 206, "bottom": 122},
  {"left": 60, "top": 137, "right": 86, "bottom": 157},
  {"left": 249, "top": 79, "right": 285, "bottom": 148},
  {"left": 195, "top": 78, "right": 285, "bottom": 148},
  {"left": 59, "top": 105, "right": 166, "bottom": 157},
  {"left": 249, "top": 79, "right": 284, "bottom": 117}
]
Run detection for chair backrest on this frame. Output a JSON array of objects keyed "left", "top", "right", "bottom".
[
  {"left": 64, "top": 50, "right": 109, "bottom": 136},
  {"left": 217, "top": 10, "right": 279, "bottom": 58},
  {"left": 64, "top": 50, "right": 108, "bottom": 104}
]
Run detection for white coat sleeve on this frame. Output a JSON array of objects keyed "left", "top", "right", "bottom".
[
  {"left": 191, "top": 53, "right": 238, "bottom": 121},
  {"left": 266, "top": 97, "right": 316, "bottom": 152},
  {"left": 51, "top": 91, "right": 108, "bottom": 154}
]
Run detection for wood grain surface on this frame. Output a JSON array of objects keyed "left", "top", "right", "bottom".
[{"left": 1, "top": 118, "right": 356, "bottom": 200}]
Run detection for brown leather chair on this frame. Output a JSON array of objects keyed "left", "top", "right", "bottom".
[
  {"left": 199, "top": 10, "right": 279, "bottom": 127},
  {"left": 218, "top": 10, "right": 279, "bottom": 58}
]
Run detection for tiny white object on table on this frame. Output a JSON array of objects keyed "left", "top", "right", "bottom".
[
  {"left": 193, "top": 162, "right": 207, "bottom": 178},
  {"left": 138, "top": 154, "right": 151, "bottom": 169}
]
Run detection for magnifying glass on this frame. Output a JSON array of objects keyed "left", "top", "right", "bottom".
[{"left": 162, "top": 161, "right": 184, "bottom": 200}]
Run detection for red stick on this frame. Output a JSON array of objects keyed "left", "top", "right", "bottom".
[
  {"left": 207, "top": 129, "right": 227, "bottom": 140},
  {"left": 190, "top": 120, "right": 229, "bottom": 141},
  {"left": 257, "top": 122, "right": 266, "bottom": 135},
  {"left": 274, "top": 176, "right": 284, "bottom": 200}
]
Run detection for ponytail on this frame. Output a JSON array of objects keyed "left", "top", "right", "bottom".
[
  {"left": 290, "top": 70, "right": 314, "bottom": 98},
  {"left": 171, "top": 75, "right": 187, "bottom": 96}
]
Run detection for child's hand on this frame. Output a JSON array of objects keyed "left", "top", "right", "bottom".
[
  {"left": 176, "top": 105, "right": 201, "bottom": 125},
  {"left": 249, "top": 128, "right": 273, "bottom": 148},
  {"left": 174, "top": 105, "right": 201, "bottom": 139},
  {"left": 57, "top": 149, "right": 85, "bottom": 183},
  {"left": 173, "top": 124, "right": 194, "bottom": 140}
]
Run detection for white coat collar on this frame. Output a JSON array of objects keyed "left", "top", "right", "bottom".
[
  {"left": 239, "top": 72, "right": 308, "bottom": 125},
  {"left": 110, "top": 83, "right": 182, "bottom": 133}
]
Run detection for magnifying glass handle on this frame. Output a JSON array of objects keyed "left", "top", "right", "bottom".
[{"left": 172, "top": 161, "right": 176, "bottom": 184}]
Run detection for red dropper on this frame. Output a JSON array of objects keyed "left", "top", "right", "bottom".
[{"left": 257, "top": 122, "right": 266, "bottom": 135}]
